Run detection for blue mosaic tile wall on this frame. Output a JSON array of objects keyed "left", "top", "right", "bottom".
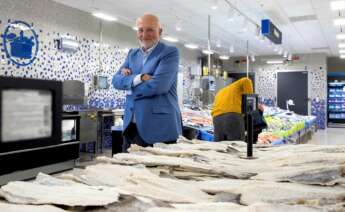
[
  {"left": 259, "top": 97, "right": 275, "bottom": 107},
  {"left": 311, "top": 99, "right": 326, "bottom": 129},
  {"left": 0, "top": 22, "right": 128, "bottom": 110}
]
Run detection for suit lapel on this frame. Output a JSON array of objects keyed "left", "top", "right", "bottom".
[
  {"left": 142, "top": 42, "right": 164, "bottom": 74},
  {"left": 131, "top": 50, "right": 144, "bottom": 75}
]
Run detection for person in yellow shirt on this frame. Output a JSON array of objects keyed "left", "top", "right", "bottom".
[{"left": 211, "top": 77, "right": 253, "bottom": 141}]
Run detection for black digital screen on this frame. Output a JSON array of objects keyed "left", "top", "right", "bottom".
[
  {"left": 242, "top": 94, "right": 258, "bottom": 114},
  {"left": 0, "top": 77, "right": 62, "bottom": 153},
  {"left": 1, "top": 89, "right": 53, "bottom": 142}
]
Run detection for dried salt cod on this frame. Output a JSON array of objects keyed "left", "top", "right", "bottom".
[
  {"left": 61, "top": 163, "right": 211, "bottom": 203},
  {"left": 163, "top": 139, "right": 240, "bottom": 153},
  {"left": 119, "top": 175, "right": 212, "bottom": 203},
  {"left": 146, "top": 202, "right": 324, "bottom": 212},
  {"left": 234, "top": 202, "right": 325, "bottom": 212},
  {"left": 124, "top": 143, "right": 345, "bottom": 187},
  {"left": 311, "top": 146, "right": 345, "bottom": 153},
  {"left": 128, "top": 145, "right": 205, "bottom": 159},
  {"left": 239, "top": 183, "right": 345, "bottom": 206},
  {"left": 271, "top": 153, "right": 345, "bottom": 167},
  {"left": 194, "top": 179, "right": 345, "bottom": 206},
  {"left": 0, "top": 202, "right": 66, "bottom": 212},
  {"left": 172, "top": 202, "right": 243, "bottom": 211},
  {"left": 87, "top": 195, "right": 171, "bottom": 212},
  {"left": 128, "top": 145, "right": 244, "bottom": 165},
  {"left": 253, "top": 165, "right": 345, "bottom": 186},
  {"left": 0, "top": 173, "right": 120, "bottom": 207},
  {"left": 146, "top": 202, "right": 243, "bottom": 212},
  {"left": 97, "top": 154, "right": 256, "bottom": 179},
  {"left": 256, "top": 144, "right": 345, "bottom": 156},
  {"left": 61, "top": 163, "right": 157, "bottom": 187}
]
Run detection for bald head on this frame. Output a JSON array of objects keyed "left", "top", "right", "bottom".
[
  {"left": 136, "top": 14, "right": 161, "bottom": 29},
  {"left": 136, "top": 14, "right": 162, "bottom": 50}
]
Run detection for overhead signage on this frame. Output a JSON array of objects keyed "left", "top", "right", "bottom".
[{"left": 261, "top": 19, "right": 282, "bottom": 45}]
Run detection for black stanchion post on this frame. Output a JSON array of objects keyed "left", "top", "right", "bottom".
[
  {"left": 241, "top": 94, "right": 257, "bottom": 159},
  {"left": 247, "top": 113, "right": 253, "bottom": 158}
]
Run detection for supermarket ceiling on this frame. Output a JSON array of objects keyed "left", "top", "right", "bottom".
[{"left": 52, "top": 0, "right": 338, "bottom": 57}]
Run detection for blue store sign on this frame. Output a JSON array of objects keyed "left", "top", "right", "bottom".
[
  {"left": 2, "top": 20, "right": 39, "bottom": 66},
  {"left": 261, "top": 19, "right": 282, "bottom": 45}
]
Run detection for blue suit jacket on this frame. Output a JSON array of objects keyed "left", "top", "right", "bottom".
[{"left": 112, "top": 42, "right": 182, "bottom": 144}]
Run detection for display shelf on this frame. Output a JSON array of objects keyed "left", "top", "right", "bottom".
[
  {"left": 328, "top": 100, "right": 345, "bottom": 103},
  {"left": 328, "top": 81, "right": 345, "bottom": 127},
  {"left": 328, "top": 83, "right": 345, "bottom": 87},
  {"left": 329, "top": 110, "right": 345, "bottom": 113}
]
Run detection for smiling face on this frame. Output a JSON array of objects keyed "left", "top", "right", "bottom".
[{"left": 136, "top": 14, "right": 162, "bottom": 50}]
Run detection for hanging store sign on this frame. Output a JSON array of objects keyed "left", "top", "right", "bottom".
[{"left": 261, "top": 19, "right": 282, "bottom": 45}]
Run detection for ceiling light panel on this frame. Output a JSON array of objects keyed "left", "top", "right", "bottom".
[
  {"left": 331, "top": 1, "right": 345, "bottom": 10},
  {"left": 162, "top": 36, "right": 179, "bottom": 43},
  {"left": 92, "top": 12, "right": 117, "bottom": 21},
  {"left": 219, "top": 55, "right": 229, "bottom": 60},
  {"left": 334, "top": 18, "right": 345, "bottom": 26},
  {"left": 266, "top": 60, "right": 284, "bottom": 64},
  {"left": 336, "top": 34, "right": 345, "bottom": 40},
  {"left": 184, "top": 44, "right": 199, "bottom": 49}
]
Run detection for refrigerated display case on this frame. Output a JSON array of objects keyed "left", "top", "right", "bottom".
[{"left": 328, "top": 81, "right": 345, "bottom": 127}]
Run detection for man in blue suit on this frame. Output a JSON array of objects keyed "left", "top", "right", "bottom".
[{"left": 112, "top": 14, "right": 182, "bottom": 152}]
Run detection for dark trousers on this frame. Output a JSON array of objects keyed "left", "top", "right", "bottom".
[
  {"left": 213, "top": 112, "right": 245, "bottom": 142},
  {"left": 122, "top": 122, "right": 176, "bottom": 152}
]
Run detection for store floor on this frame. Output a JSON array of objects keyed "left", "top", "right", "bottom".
[{"left": 309, "top": 127, "right": 345, "bottom": 145}]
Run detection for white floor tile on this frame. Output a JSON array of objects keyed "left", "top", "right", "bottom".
[{"left": 309, "top": 127, "right": 345, "bottom": 145}]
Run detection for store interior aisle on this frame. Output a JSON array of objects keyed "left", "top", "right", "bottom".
[{"left": 309, "top": 128, "right": 345, "bottom": 145}]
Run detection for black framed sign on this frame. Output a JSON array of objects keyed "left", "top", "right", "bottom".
[{"left": 0, "top": 77, "right": 62, "bottom": 153}]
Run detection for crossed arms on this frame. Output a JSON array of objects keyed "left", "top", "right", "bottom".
[{"left": 112, "top": 47, "right": 179, "bottom": 99}]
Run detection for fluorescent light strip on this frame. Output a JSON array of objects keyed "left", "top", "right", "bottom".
[
  {"left": 340, "top": 55, "right": 345, "bottom": 59},
  {"left": 184, "top": 44, "right": 198, "bottom": 49},
  {"left": 283, "top": 51, "right": 288, "bottom": 58},
  {"left": 339, "top": 49, "right": 345, "bottom": 54},
  {"left": 162, "top": 36, "right": 179, "bottom": 43},
  {"left": 132, "top": 26, "right": 138, "bottom": 31},
  {"left": 250, "top": 55, "right": 255, "bottom": 62},
  {"left": 334, "top": 18, "right": 345, "bottom": 26},
  {"left": 202, "top": 49, "right": 214, "bottom": 55},
  {"left": 92, "top": 12, "right": 117, "bottom": 21},
  {"left": 288, "top": 54, "right": 293, "bottom": 61},
  {"left": 331, "top": 1, "right": 345, "bottom": 10},
  {"left": 229, "top": 46, "right": 234, "bottom": 53},
  {"left": 336, "top": 34, "right": 345, "bottom": 40},
  {"left": 266, "top": 60, "right": 284, "bottom": 64},
  {"left": 339, "top": 43, "right": 345, "bottom": 48},
  {"left": 219, "top": 55, "right": 229, "bottom": 60}
]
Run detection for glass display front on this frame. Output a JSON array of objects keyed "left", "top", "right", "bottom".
[{"left": 62, "top": 119, "right": 77, "bottom": 142}]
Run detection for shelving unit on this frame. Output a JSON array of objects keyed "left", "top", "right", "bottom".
[
  {"left": 328, "top": 82, "right": 345, "bottom": 127},
  {"left": 98, "top": 111, "right": 115, "bottom": 152}
]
